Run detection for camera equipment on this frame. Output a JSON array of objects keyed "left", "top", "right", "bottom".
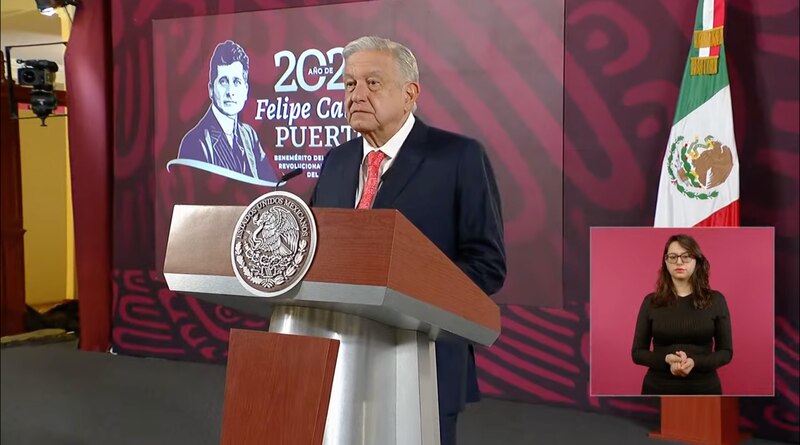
[
  {"left": 16, "top": 59, "right": 59, "bottom": 125},
  {"left": 5, "top": 42, "right": 68, "bottom": 125},
  {"left": 17, "top": 59, "right": 58, "bottom": 87}
]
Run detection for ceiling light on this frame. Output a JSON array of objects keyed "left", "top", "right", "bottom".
[{"left": 34, "top": 0, "right": 77, "bottom": 16}]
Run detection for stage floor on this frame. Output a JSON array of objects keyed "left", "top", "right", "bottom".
[{"left": 0, "top": 341, "right": 784, "bottom": 445}]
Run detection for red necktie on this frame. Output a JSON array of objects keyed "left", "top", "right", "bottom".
[{"left": 357, "top": 150, "right": 387, "bottom": 209}]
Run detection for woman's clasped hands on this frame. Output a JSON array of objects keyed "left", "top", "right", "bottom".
[{"left": 665, "top": 351, "right": 695, "bottom": 377}]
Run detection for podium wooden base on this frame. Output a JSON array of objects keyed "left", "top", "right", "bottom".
[
  {"left": 220, "top": 329, "right": 339, "bottom": 445},
  {"left": 649, "top": 397, "right": 749, "bottom": 445}
]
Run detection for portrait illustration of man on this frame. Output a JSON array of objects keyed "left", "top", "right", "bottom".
[{"left": 177, "top": 40, "right": 278, "bottom": 182}]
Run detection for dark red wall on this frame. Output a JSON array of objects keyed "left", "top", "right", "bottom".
[{"left": 65, "top": 0, "right": 114, "bottom": 351}]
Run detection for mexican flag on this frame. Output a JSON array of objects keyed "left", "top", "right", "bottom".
[{"left": 654, "top": 0, "right": 740, "bottom": 227}]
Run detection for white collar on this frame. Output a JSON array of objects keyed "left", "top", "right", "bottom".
[
  {"left": 211, "top": 105, "right": 237, "bottom": 136},
  {"left": 362, "top": 113, "right": 415, "bottom": 160}
]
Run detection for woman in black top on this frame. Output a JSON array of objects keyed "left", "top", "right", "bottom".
[{"left": 631, "top": 234, "right": 733, "bottom": 395}]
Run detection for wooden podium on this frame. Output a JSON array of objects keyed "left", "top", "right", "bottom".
[
  {"left": 650, "top": 397, "right": 748, "bottom": 445},
  {"left": 163, "top": 205, "right": 501, "bottom": 445}
]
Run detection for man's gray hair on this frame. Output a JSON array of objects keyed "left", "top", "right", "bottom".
[{"left": 343, "top": 36, "right": 419, "bottom": 84}]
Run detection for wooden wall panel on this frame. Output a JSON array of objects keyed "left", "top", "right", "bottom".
[{"left": 0, "top": 51, "right": 27, "bottom": 336}]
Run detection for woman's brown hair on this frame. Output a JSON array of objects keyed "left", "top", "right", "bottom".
[{"left": 652, "top": 234, "right": 713, "bottom": 309}]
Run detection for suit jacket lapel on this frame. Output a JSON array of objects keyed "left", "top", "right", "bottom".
[
  {"left": 336, "top": 140, "right": 363, "bottom": 208},
  {"left": 205, "top": 111, "right": 226, "bottom": 156},
  {"left": 373, "top": 120, "right": 428, "bottom": 208}
]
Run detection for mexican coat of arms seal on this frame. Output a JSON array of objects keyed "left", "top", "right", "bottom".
[
  {"left": 667, "top": 134, "right": 734, "bottom": 200},
  {"left": 231, "top": 191, "right": 317, "bottom": 297}
]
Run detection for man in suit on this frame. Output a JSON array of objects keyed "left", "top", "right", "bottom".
[
  {"left": 178, "top": 40, "right": 277, "bottom": 182},
  {"left": 311, "top": 35, "right": 506, "bottom": 445}
]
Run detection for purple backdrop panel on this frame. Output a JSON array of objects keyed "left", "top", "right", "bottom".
[
  {"left": 590, "top": 227, "right": 775, "bottom": 397},
  {"left": 113, "top": 269, "right": 268, "bottom": 363}
]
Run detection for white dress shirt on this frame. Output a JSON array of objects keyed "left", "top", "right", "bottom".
[
  {"left": 211, "top": 105, "right": 237, "bottom": 147},
  {"left": 354, "top": 113, "right": 416, "bottom": 207}
]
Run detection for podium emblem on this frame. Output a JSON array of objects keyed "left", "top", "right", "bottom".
[{"left": 231, "top": 191, "right": 318, "bottom": 297}]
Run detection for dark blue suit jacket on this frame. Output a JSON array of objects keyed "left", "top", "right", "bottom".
[{"left": 311, "top": 119, "right": 506, "bottom": 414}]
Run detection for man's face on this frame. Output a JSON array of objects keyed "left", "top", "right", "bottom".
[
  {"left": 209, "top": 61, "right": 248, "bottom": 117},
  {"left": 343, "top": 50, "right": 417, "bottom": 143}
]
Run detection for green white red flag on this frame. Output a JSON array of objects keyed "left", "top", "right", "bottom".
[{"left": 654, "top": 0, "right": 740, "bottom": 227}]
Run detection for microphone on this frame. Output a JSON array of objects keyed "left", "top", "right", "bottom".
[{"left": 274, "top": 168, "right": 303, "bottom": 191}]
